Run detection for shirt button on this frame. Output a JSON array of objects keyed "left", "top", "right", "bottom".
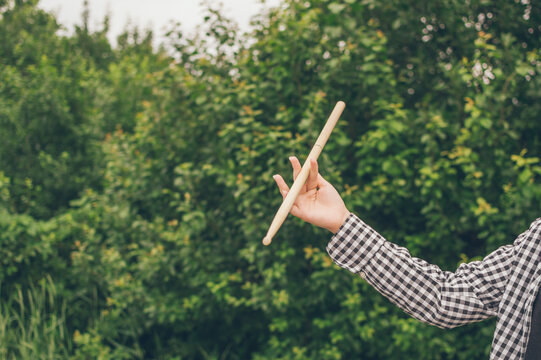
[{"left": 359, "top": 271, "right": 367, "bottom": 279}]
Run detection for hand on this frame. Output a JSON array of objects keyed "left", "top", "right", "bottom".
[{"left": 273, "top": 156, "right": 350, "bottom": 234}]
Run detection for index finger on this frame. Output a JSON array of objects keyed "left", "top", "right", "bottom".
[{"left": 289, "top": 156, "right": 306, "bottom": 193}]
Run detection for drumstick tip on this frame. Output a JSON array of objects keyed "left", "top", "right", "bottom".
[{"left": 262, "top": 236, "right": 272, "bottom": 246}]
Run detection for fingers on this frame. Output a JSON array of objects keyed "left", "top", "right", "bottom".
[
  {"left": 273, "top": 174, "right": 302, "bottom": 217},
  {"left": 306, "top": 158, "right": 318, "bottom": 192},
  {"left": 289, "top": 156, "right": 306, "bottom": 193},
  {"left": 278, "top": 156, "right": 323, "bottom": 196},
  {"left": 289, "top": 156, "right": 302, "bottom": 180},
  {"left": 272, "top": 174, "right": 289, "bottom": 199}
]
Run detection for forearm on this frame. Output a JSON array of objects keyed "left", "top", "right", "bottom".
[{"left": 327, "top": 214, "right": 510, "bottom": 328}]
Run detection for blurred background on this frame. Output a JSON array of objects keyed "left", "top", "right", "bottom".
[{"left": 0, "top": 0, "right": 540, "bottom": 358}]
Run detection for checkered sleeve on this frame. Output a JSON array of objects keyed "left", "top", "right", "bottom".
[{"left": 327, "top": 214, "right": 514, "bottom": 329}]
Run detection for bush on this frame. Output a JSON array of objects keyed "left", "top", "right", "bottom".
[{"left": 0, "top": 0, "right": 540, "bottom": 358}]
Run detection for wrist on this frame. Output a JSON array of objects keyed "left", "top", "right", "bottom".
[{"left": 329, "top": 209, "right": 350, "bottom": 234}]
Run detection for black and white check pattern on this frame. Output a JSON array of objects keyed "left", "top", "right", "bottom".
[{"left": 327, "top": 214, "right": 541, "bottom": 360}]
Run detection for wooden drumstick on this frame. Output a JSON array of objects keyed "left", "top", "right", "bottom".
[{"left": 262, "top": 101, "right": 345, "bottom": 246}]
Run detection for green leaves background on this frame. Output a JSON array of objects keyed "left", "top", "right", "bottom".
[{"left": 0, "top": 0, "right": 540, "bottom": 358}]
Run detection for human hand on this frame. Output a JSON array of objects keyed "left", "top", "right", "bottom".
[{"left": 272, "top": 156, "right": 350, "bottom": 234}]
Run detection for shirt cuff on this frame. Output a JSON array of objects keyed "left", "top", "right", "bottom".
[{"left": 326, "top": 213, "right": 386, "bottom": 274}]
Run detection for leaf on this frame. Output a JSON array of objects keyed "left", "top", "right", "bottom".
[{"left": 329, "top": 3, "right": 347, "bottom": 14}]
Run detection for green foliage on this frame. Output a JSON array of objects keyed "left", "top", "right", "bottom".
[{"left": 0, "top": 0, "right": 540, "bottom": 358}]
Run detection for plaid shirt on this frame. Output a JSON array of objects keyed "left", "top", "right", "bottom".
[{"left": 326, "top": 214, "right": 541, "bottom": 359}]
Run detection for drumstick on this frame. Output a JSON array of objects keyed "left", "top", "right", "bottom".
[{"left": 262, "top": 101, "right": 345, "bottom": 246}]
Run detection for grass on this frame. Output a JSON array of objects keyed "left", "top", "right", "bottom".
[{"left": 0, "top": 275, "right": 72, "bottom": 359}]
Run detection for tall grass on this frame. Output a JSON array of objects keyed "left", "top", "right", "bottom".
[{"left": 0, "top": 275, "right": 72, "bottom": 359}]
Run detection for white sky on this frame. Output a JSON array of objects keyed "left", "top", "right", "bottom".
[{"left": 39, "top": 0, "right": 282, "bottom": 45}]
